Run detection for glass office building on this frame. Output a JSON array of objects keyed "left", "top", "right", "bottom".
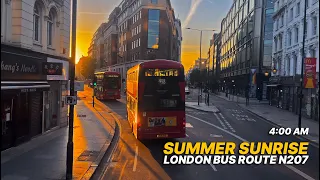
[{"left": 219, "top": 0, "right": 274, "bottom": 99}]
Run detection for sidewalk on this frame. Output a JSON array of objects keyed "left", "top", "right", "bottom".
[
  {"left": 214, "top": 92, "right": 319, "bottom": 146},
  {"left": 185, "top": 102, "right": 220, "bottom": 113},
  {"left": 214, "top": 92, "right": 269, "bottom": 105},
  {"left": 1, "top": 99, "right": 116, "bottom": 180}
]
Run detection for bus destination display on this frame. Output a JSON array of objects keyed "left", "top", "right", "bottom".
[{"left": 145, "top": 69, "right": 179, "bottom": 77}]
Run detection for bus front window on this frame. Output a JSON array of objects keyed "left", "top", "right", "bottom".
[
  {"left": 105, "top": 77, "right": 120, "bottom": 89},
  {"left": 140, "top": 69, "right": 184, "bottom": 111}
]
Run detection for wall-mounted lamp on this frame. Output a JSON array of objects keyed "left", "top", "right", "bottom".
[{"left": 272, "top": 68, "right": 277, "bottom": 74}]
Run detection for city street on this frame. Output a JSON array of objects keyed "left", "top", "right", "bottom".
[{"left": 82, "top": 87, "right": 319, "bottom": 180}]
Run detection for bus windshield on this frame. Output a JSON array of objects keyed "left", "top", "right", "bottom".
[
  {"left": 104, "top": 75, "right": 120, "bottom": 89},
  {"left": 140, "top": 68, "right": 184, "bottom": 111}
]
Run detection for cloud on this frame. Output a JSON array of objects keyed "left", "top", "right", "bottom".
[{"left": 182, "top": 0, "right": 203, "bottom": 29}]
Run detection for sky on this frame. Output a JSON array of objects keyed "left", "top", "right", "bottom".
[{"left": 75, "top": 0, "right": 233, "bottom": 72}]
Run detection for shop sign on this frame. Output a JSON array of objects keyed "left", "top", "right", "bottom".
[
  {"left": 304, "top": 58, "right": 317, "bottom": 89},
  {"left": 21, "top": 88, "right": 37, "bottom": 93},
  {"left": 1, "top": 51, "right": 45, "bottom": 81},
  {"left": 42, "top": 62, "right": 63, "bottom": 75},
  {"left": 47, "top": 57, "right": 69, "bottom": 80}
]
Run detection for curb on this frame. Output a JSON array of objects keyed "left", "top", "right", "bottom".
[
  {"left": 186, "top": 105, "right": 220, "bottom": 113},
  {"left": 77, "top": 95, "right": 121, "bottom": 180},
  {"left": 236, "top": 103, "right": 319, "bottom": 149},
  {"left": 88, "top": 106, "right": 122, "bottom": 180},
  {"left": 81, "top": 126, "right": 117, "bottom": 180}
]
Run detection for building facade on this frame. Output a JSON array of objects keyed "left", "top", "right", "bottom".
[
  {"left": 90, "top": 0, "right": 181, "bottom": 80},
  {"left": 270, "top": 0, "right": 319, "bottom": 120},
  {"left": 1, "top": 0, "right": 70, "bottom": 151},
  {"left": 219, "top": 0, "right": 274, "bottom": 98},
  {"left": 175, "top": 18, "right": 182, "bottom": 63}
]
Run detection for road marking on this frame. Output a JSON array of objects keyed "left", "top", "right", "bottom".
[
  {"left": 219, "top": 113, "right": 236, "bottom": 132},
  {"left": 186, "top": 114, "right": 316, "bottom": 180},
  {"left": 186, "top": 134, "right": 189, "bottom": 137},
  {"left": 210, "top": 134, "right": 223, "bottom": 138},
  {"left": 186, "top": 123, "right": 193, "bottom": 128},
  {"left": 133, "top": 146, "right": 138, "bottom": 172},
  {"left": 209, "top": 163, "right": 218, "bottom": 171},
  {"left": 119, "top": 159, "right": 129, "bottom": 179},
  {"left": 214, "top": 113, "right": 227, "bottom": 130},
  {"left": 286, "top": 165, "right": 315, "bottom": 180}
]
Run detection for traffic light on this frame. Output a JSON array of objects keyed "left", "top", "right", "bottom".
[{"left": 93, "top": 76, "right": 97, "bottom": 86}]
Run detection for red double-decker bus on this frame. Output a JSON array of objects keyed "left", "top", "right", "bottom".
[
  {"left": 94, "top": 71, "right": 121, "bottom": 100},
  {"left": 126, "top": 60, "right": 186, "bottom": 140}
]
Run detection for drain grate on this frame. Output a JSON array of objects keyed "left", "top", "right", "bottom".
[{"left": 77, "top": 150, "right": 100, "bottom": 162}]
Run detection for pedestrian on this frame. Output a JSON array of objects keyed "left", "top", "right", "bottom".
[{"left": 245, "top": 86, "right": 250, "bottom": 106}]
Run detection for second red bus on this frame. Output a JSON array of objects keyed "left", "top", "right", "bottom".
[{"left": 94, "top": 71, "right": 121, "bottom": 100}]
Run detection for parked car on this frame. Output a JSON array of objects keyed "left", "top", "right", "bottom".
[{"left": 185, "top": 86, "right": 190, "bottom": 95}]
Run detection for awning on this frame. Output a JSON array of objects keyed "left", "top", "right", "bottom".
[
  {"left": 1, "top": 81, "right": 50, "bottom": 92},
  {"left": 266, "top": 84, "right": 281, "bottom": 87}
]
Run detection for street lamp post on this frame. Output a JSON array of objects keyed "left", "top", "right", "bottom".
[
  {"left": 186, "top": 28, "right": 215, "bottom": 105},
  {"left": 298, "top": 0, "right": 308, "bottom": 129},
  {"left": 66, "top": 0, "right": 77, "bottom": 179}
]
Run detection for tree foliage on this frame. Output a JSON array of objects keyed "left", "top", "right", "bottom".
[
  {"left": 189, "top": 69, "right": 201, "bottom": 85},
  {"left": 81, "top": 58, "right": 95, "bottom": 79}
]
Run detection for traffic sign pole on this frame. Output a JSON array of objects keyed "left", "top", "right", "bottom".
[{"left": 92, "top": 95, "right": 95, "bottom": 107}]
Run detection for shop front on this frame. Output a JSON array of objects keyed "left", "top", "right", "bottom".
[
  {"left": 267, "top": 77, "right": 281, "bottom": 107},
  {"left": 1, "top": 45, "right": 49, "bottom": 151},
  {"left": 45, "top": 57, "right": 69, "bottom": 129}
]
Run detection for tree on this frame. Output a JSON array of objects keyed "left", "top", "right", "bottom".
[
  {"left": 81, "top": 58, "right": 95, "bottom": 79},
  {"left": 189, "top": 69, "right": 201, "bottom": 86}
]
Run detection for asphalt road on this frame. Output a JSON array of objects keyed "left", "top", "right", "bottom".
[{"left": 84, "top": 87, "right": 319, "bottom": 180}]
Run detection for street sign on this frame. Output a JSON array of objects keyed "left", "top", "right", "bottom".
[
  {"left": 75, "top": 81, "right": 84, "bottom": 91},
  {"left": 65, "top": 96, "right": 77, "bottom": 105}
]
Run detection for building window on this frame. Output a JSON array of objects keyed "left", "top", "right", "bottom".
[
  {"left": 151, "top": 0, "right": 158, "bottom": 4},
  {"left": 147, "top": 9, "right": 160, "bottom": 49},
  {"left": 295, "top": 27, "right": 299, "bottom": 43},
  {"left": 279, "top": 34, "right": 282, "bottom": 50},
  {"left": 138, "top": 38, "right": 140, "bottom": 46},
  {"left": 47, "top": 10, "right": 54, "bottom": 46},
  {"left": 288, "top": 30, "right": 292, "bottom": 46},
  {"left": 293, "top": 54, "right": 297, "bottom": 75},
  {"left": 290, "top": 8, "right": 293, "bottom": 21},
  {"left": 296, "top": 2, "right": 300, "bottom": 16},
  {"left": 249, "top": 0, "right": 254, "bottom": 12},
  {"left": 33, "top": 3, "right": 41, "bottom": 42},
  {"left": 312, "top": 16, "right": 317, "bottom": 35},
  {"left": 310, "top": 49, "right": 316, "bottom": 57},
  {"left": 286, "top": 57, "right": 290, "bottom": 76}
]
